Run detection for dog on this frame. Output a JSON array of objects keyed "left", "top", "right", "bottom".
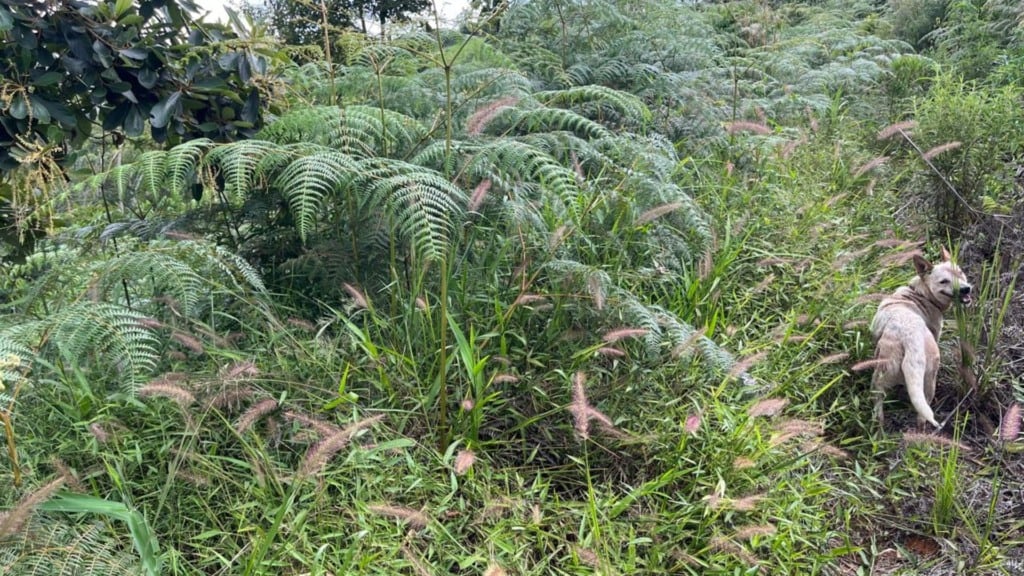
[{"left": 870, "top": 247, "right": 972, "bottom": 429}]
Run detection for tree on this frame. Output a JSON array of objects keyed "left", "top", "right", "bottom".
[
  {"left": 237, "top": 0, "right": 356, "bottom": 45},
  {"left": 0, "top": 0, "right": 269, "bottom": 167},
  {"left": 0, "top": 0, "right": 276, "bottom": 259},
  {"left": 235, "top": 0, "right": 431, "bottom": 40}
]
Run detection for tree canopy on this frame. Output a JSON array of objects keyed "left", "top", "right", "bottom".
[
  {"left": 0, "top": 0, "right": 269, "bottom": 173},
  {"left": 236, "top": 0, "right": 431, "bottom": 42}
]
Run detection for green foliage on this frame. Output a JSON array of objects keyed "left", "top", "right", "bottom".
[
  {"left": 904, "top": 73, "right": 1024, "bottom": 233},
  {"left": 0, "top": 518, "right": 142, "bottom": 575},
  {"left": 3, "top": 1, "right": 1024, "bottom": 574},
  {"left": 0, "top": 0, "right": 272, "bottom": 171},
  {"left": 40, "top": 493, "right": 162, "bottom": 576},
  {"left": 885, "top": 0, "right": 950, "bottom": 49}
]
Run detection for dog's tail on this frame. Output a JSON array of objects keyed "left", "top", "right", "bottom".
[{"left": 903, "top": 355, "right": 940, "bottom": 428}]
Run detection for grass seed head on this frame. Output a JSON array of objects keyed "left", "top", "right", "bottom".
[
  {"left": 1000, "top": 404, "right": 1021, "bottom": 441},
  {"left": 747, "top": 397, "right": 788, "bottom": 418}
]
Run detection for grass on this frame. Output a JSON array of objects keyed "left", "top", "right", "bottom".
[{"left": 4, "top": 1, "right": 1024, "bottom": 574}]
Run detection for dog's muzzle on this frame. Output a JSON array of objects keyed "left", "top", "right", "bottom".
[{"left": 958, "top": 284, "right": 972, "bottom": 305}]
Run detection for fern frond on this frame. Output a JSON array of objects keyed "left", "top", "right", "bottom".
[
  {"left": 165, "top": 138, "right": 214, "bottom": 198},
  {"left": 45, "top": 302, "right": 159, "bottom": 390},
  {"left": 135, "top": 151, "right": 168, "bottom": 199},
  {"left": 205, "top": 140, "right": 284, "bottom": 202},
  {"left": 535, "top": 85, "right": 651, "bottom": 125},
  {"left": 507, "top": 105, "right": 610, "bottom": 138},
  {"left": 259, "top": 106, "right": 426, "bottom": 158},
  {"left": 273, "top": 151, "right": 361, "bottom": 242},
  {"left": 0, "top": 519, "right": 140, "bottom": 575},
  {"left": 545, "top": 259, "right": 741, "bottom": 372},
  {"left": 0, "top": 335, "right": 33, "bottom": 396},
  {"left": 362, "top": 162, "right": 467, "bottom": 262},
  {"left": 450, "top": 68, "right": 533, "bottom": 103},
  {"left": 92, "top": 250, "right": 206, "bottom": 315},
  {"left": 464, "top": 140, "right": 583, "bottom": 221}
]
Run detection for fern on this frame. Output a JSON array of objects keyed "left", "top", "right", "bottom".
[
  {"left": 204, "top": 140, "right": 284, "bottom": 202},
  {"left": 360, "top": 160, "right": 467, "bottom": 262},
  {"left": 273, "top": 151, "right": 361, "bottom": 241},
  {"left": 258, "top": 106, "right": 426, "bottom": 158},
  {"left": 0, "top": 336, "right": 33, "bottom": 400},
  {"left": 46, "top": 302, "right": 160, "bottom": 390},
  {"left": 165, "top": 138, "right": 214, "bottom": 198},
  {"left": 544, "top": 259, "right": 740, "bottom": 373},
  {"left": 0, "top": 519, "right": 141, "bottom": 575},
  {"left": 535, "top": 84, "right": 651, "bottom": 126}
]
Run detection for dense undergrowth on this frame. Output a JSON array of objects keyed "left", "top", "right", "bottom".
[{"left": 2, "top": 0, "right": 1024, "bottom": 574}]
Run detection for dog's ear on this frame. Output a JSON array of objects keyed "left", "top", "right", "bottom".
[
  {"left": 941, "top": 246, "right": 952, "bottom": 261},
  {"left": 913, "top": 253, "right": 933, "bottom": 277}
]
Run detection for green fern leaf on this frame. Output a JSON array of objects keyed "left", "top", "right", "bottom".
[
  {"left": 205, "top": 140, "right": 284, "bottom": 202},
  {"left": 47, "top": 302, "right": 160, "bottom": 390},
  {"left": 273, "top": 151, "right": 361, "bottom": 242},
  {"left": 362, "top": 162, "right": 467, "bottom": 262},
  {"left": 165, "top": 138, "right": 214, "bottom": 198}
]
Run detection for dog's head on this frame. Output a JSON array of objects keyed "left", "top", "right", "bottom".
[{"left": 912, "top": 247, "right": 972, "bottom": 308}]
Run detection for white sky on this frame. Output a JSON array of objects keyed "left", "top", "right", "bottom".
[{"left": 195, "top": 0, "right": 470, "bottom": 28}]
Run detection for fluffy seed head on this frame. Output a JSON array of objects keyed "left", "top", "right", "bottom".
[
  {"left": 138, "top": 382, "right": 195, "bottom": 408},
  {"left": 877, "top": 120, "right": 917, "bottom": 140},
  {"left": 454, "top": 449, "right": 476, "bottom": 475},
  {"left": 368, "top": 504, "right": 430, "bottom": 529},
  {"left": 734, "top": 524, "right": 777, "bottom": 540},
  {"left": 747, "top": 397, "right": 788, "bottom": 418},
  {"left": 602, "top": 327, "right": 649, "bottom": 343},
  {"left": 684, "top": 412, "right": 702, "bottom": 434},
  {"left": 636, "top": 202, "right": 683, "bottom": 225},
  {"left": 343, "top": 283, "right": 369, "bottom": 309},
  {"left": 729, "top": 351, "right": 767, "bottom": 379},
  {"left": 1000, "top": 404, "right": 1021, "bottom": 442},
  {"left": 0, "top": 478, "right": 65, "bottom": 538},
  {"left": 725, "top": 121, "right": 771, "bottom": 135},
  {"left": 235, "top": 398, "right": 279, "bottom": 434},
  {"left": 922, "top": 141, "right": 962, "bottom": 161},
  {"left": 170, "top": 332, "right": 205, "bottom": 355}
]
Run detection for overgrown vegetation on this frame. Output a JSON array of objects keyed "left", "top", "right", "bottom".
[{"left": 2, "top": 0, "right": 1024, "bottom": 574}]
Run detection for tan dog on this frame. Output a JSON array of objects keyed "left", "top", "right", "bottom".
[{"left": 870, "top": 248, "right": 972, "bottom": 429}]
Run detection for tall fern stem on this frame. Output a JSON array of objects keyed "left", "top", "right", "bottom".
[
  {"left": 1, "top": 410, "right": 20, "bottom": 487},
  {"left": 437, "top": 255, "right": 450, "bottom": 450}
]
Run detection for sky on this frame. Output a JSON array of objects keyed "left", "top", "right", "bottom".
[{"left": 194, "top": 0, "right": 471, "bottom": 28}]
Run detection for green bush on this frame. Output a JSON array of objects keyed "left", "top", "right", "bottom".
[
  {"left": 907, "top": 73, "right": 1024, "bottom": 234},
  {"left": 886, "top": 0, "right": 950, "bottom": 49}
]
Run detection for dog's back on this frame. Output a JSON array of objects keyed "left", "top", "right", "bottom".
[{"left": 870, "top": 251, "right": 971, "bottom": 429}]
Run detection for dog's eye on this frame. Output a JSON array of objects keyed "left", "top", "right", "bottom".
[{"left": 939, "top": 279, "right": 950, "bottom": 284}]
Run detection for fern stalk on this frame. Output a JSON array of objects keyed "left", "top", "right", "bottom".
[
  {"left": 2, "top": 361, "right": 25, "bottom": 487},
  {"left": 1, "top": 410, "right": 19, "bottom": 487},
  {"left": 437, "top": 255, "right": 450, "bottom": 450},
  {"left": 318, "top": 0, "right": 336, "bottom": 106}
]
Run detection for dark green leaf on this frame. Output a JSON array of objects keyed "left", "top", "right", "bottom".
[
  {"left": 138, "top": 68, "right": 158, "bottom": 89},
  {"left": 92, "top": 39, "right": 113, "bottom": 68},
  {"left": 103, "top": 101, "right": 132, "bottom": 131},
  {"left": 193, "top": 77, "right": 229, "bottom": 90},
  {"left": 124, "top": 105, "right": 144, "bottom": 136},
  {"left": 32, "top": 71, "right": 64, "bottom": 87},
  {"left": 28, "top": 96, "right": 52, "bottom": 124},
  {"left": 150, "top": 91, "right": 181, "bottom": 128},
  {"left": 237, "top": 55, "right": 251, "bottom": 83},
  {"left": 119, "top": 47, "right": 149, "bottom": 60},
  {"left": 241, "top": 89, "right": 260, "bottom": 123},
  {"left": 218, "top": 53, "right": 239, "bottom": 71},
  {"left": 8, "top": 94, "right": 29, "bottom": 120},
  {"left": 0, "top": 7, "right": 13, "bottom": 32}
]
